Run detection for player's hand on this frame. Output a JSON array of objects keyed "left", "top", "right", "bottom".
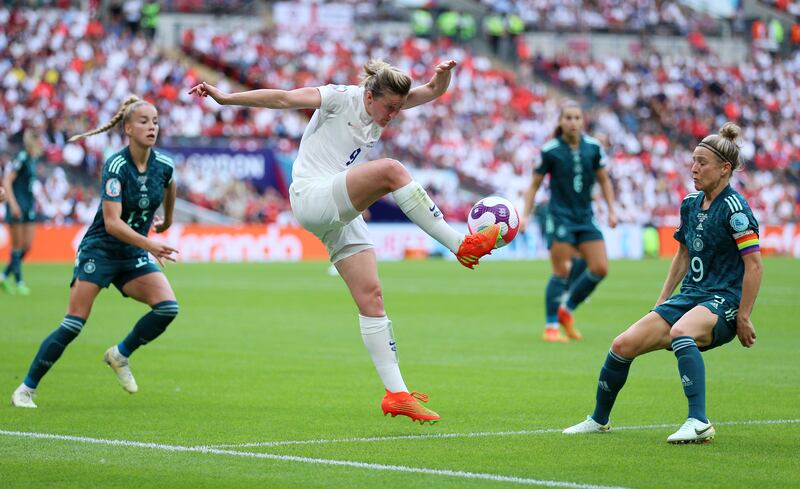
[
  {"left": 0, "top": 187, "right": 6, "bottom": 203},
  {"left": 519, "top": 215, "right": 529, "bottom": 234},
  {"left": 10, "top": 203, "right": 21, "bottom": 219},
  {"left": 608, "top": 210, "right": 618, "bottom": 228},
  {"left": 188, "top": 82, "right": 228, "bottom": 105},
  {"left": 152, "top": 214, "right": 172, "bottom": 233},
  {"left": 434, "top": 60, "right": 457, "bottom": 74},
  {"left": 736, "top": 316, "right": 756, "bottom": 348},
  {"left": 147, "top": 241, "right": 179, "bottom": 267}
]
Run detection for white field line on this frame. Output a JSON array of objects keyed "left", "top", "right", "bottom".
[
  {"left": 202, "top": 418, "right": 800, "bottom": 449},
  {"left": 0, "top": 429, "right": 629, "bottom": 489}
]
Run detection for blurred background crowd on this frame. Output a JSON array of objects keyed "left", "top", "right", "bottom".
[{"left": 2, "top": 0, "right": 798, "bottom": 228}]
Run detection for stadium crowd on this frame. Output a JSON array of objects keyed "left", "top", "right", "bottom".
[
  {"left": 1, "top": 5, "right": 798, "bottom": 227},
  {"left": 478, "top": 0, "right": 726, "bottom": 35}
]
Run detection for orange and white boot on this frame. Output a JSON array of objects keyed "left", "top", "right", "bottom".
[
  {"left": 557, "top": 305, "right": 582, "bottom": 340},
  {"left": 541, "top": 328, "right": 569, "bottom": 343},
  {"left": 456, "top": 224, "right": 501, "bottom": 269},
  {"left": 382, "top": 389, "right": 440, "bottom": 425}
]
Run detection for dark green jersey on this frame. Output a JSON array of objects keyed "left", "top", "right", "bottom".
[
  {"left": 674, "top": 186, "right": 760, "bottom": 304},
  {"left": 80, "top": 147, "right": 174, "bottom": 259},
  {"left": 535, "top": 135, "right": 607, "bottom": 222},
  {"left": 9, "top": 150, "right": 39, "bottom": 204}
]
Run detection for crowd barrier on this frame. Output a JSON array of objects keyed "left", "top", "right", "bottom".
[{"left": 0, "top": 223, "right": 797, "bottom": 263}]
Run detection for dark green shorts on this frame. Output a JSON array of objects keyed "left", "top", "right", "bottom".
[
  {"left": 545, "top": 215, "right": 604, "bottom": 248},
  {"left": 652, "top": 292, "right": 738, "bottom": 351},
  {"left": 5, "top": 202, "right": 36, "bottom": 224},
  {"left": 71, "top": 250, "right": 161, "bottom": 296}
]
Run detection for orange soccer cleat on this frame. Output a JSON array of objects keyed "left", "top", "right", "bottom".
[
  {"left": 456, "top": 224, "right": 501, "bottom": 269},
  {"left": 381, "top": 389, "right": 441, "bottom": 425},
  {"left": 541, "top": 328, "right": 569, "bottom": 343},
  {"left": 557, "top": 305, "right": 583, "bottom": 340}
]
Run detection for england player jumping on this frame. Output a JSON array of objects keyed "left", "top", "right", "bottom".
[{"left": 190, "top": 59, "right": 499, "bottom": 424}]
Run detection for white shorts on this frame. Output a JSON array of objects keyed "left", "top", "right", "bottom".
[{"left": 289, "top": 171, "right": 374, "bottom": 263}]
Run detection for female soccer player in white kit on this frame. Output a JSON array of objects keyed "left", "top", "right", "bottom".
[{"left": 189, "top": 59, "right": 499, "bottom": 423}]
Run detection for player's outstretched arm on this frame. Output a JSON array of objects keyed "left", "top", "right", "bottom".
[
  {"left": 188, "top": 82, "right": 321, "bottom": 110},
  {"left": 403, "top": 60, "right": 457, "bottom": 110},
  {"left": 654, "top": 243, "right": 689, "bottom": 307},
  {"left": 736, "top": 251, "right": 762, "bottom": 348}
]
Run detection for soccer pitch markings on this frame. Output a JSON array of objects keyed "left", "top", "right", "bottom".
[{"left": 2, "top": 419, "right": 797, "bottom": 489}]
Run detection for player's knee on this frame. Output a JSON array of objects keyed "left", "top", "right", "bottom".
[
  {"left": 588, "top": 263, "right": 608, "bottom": 278},
  {"left": 610, "top": 334, "right": 636, "bottom": 359},
  {"left": 380, "top": 158, "right": 411, "bottom": 190},
  {"left": 357, "top": 284, "right": 384, "bottom": 316},
  {"left": 153, "top": 300, "right": 179, "bottom": 321},
  {"left": 669, "top": 324, "right": 691, "bottom": 340}
]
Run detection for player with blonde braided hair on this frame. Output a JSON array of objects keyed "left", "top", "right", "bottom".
[{"left": 12, "top": 96, "right": 181, "bottom": 408}]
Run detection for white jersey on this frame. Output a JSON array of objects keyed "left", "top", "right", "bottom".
[{"left": 292, "top": 84, "right": 383, "bottom": 183}]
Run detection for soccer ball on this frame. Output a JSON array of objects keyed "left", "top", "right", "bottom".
[{"left": 467, "top": 196, "right": 519, "bottom": 248}]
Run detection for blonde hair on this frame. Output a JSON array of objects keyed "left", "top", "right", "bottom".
[
  {"left": 698, "top": 122, "right": 743, "bottom": 171},
  {"left": 359, "top": 59, "right": 411, "bottom": 99},
  {"left": 68, "top": 95, "right": 154, "bottom": 142}
]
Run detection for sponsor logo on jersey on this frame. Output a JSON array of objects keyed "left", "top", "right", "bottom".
[
  {"left": 730, "top": 212, "right": 749, "bottom": 232},
  {"left": 105, "top": 178, "right": 121, "bottom": 198}
]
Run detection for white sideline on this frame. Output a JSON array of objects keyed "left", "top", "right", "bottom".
[
  {"left": 203, "top": 418, "right": 800, "bottom": 449},
  {"left": 0, "top": 429, "right": 628, "bottom": 489}
]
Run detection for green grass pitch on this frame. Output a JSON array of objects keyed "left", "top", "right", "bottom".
[{"left": 1, "top": 258, "right": 798, "bottom": 488}]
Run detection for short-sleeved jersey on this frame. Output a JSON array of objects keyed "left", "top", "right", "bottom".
[
  {"left": 291, "top": 84, "right": 383, "bottom": 182},
  {"left": 535, "top": 135, "right": 607, "bottom": 222},
  {"left": 674, "top": 186, "right": 760, "bottom": 304},
  {"left": 79, "top": 147, "right": 174, "bottom": 259},
  {"left": 8, "top": 150, "right": 39, "bottom": 203}
]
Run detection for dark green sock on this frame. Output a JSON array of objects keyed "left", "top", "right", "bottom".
[
  {"left": 24, "top": 315, "right": 85, "bottom": 388},
  {"left": 565, "top": 270, "right": 603, "bottom": 311},
  {"left": 672, "top": 336, "right": 707, "bottom": 422},
  {"left": 545, "top": 275, "right": 568, "bottom": 323},
  {"left": 592, "top": 350, "right": 632, "bottom": 425},
  {"left": 118, "top": 301, "right": 179, "bottom": 357}
]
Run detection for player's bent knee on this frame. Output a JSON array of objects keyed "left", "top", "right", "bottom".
[
  {"left": 153, "top": 300, "right": 179, "bottom": 320},
  {"left": 381, "top": 158, "right": 410, "bottom": 189},
  {"left": 610, "top": 335, "right": 637, "bottom": 359}
]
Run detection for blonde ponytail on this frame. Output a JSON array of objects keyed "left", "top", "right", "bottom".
[
  {"left": 359, "top": 59, "right": 411, "bottom": 98},
  {"left": 68, "top": 95, "right": 147, "bottom": 142}
]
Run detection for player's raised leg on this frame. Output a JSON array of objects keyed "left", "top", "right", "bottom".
[
  {"left": 335, "top": 249, "right": 439, "bottom": 424},
  {"left": 345, "top": 158, "right": 498, "bottom": 269}
]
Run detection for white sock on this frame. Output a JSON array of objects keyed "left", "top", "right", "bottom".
[
  {"left": 16, "top": 383, "right": 35, "bottom": 394},
  {"left": 546, "top": 323, "right": 559, "bottom": 331},
  {"left": 359, "top": 314, "right": 407, "bottom": 393},
  {"left": 392, "top": 181, "right": 463, "bottom": 253}
]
